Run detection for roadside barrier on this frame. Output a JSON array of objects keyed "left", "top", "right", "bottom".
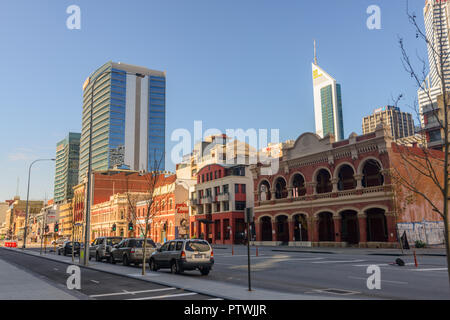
[
  {"left": 4, "top": 241, "right": 17, "bottom": 248},
  {"left": 413, "top": 250, "right": 418, "bottom": 267}
]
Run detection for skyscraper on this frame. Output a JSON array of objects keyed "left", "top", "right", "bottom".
[
  {"left": 312, "top": 42, "right": 344, "bottom": 141},
  {"left": 54, "top": 132, "right": 81, "bottom": 203},
  {"left": 362, "top": 106, "right": 415, "bottom": 140},
  {"left": 79, "top": 62, "right": 166, "bottom": 181},
  {"left": 418, "top": 0, "right": 450, "bottom": 149}
]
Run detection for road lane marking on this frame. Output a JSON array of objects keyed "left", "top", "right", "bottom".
[
  {"left": 90, "top": 280, "right": 100, "bottom": 284},
  {"left": 409, "top": 268, "right": 448, "bottom": 272},
  {"left": 127, "top": 292, "right": 198, "bottom": 300},
  {"left": 347, "top": 276, "right": 408, "bottom": 285},
  {"left": 208, "top": 298, "right": 224, "bottom": 300},
  {"left": 352, "top": 263, "right": 415, "bottom": 267},
  {"left": 89, "top": 287, "right": 176, "bottom": 298},
  {"left": 312, "top": 259, "right": 366, "bottom": 264}
]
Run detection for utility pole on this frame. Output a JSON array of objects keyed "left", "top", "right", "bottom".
[{"left": 245, "top": 207, "right": 254, "bottom": 291}]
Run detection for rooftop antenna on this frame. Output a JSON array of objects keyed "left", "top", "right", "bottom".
[{"left": 314, "top": 40, "right": 318, "bottom": 65}]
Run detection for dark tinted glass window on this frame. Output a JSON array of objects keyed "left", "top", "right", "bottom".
[
  {"left": 160, "top": 242, "right": 169, "bottom": 251},
  {"left": 106, "top": 238, "right": 122, "bottom": 245},
  {"left": 135, "top": 239, "right": 156, "bottom": 248},
  {"left": 176, "top": 241, "right": 183, "bottom": 250},
  {"left": 185, "top": 240, "right": 210, "bottom": 252},
  {"left": 168, "top": 242, "right": 176, "bottom": 251}
]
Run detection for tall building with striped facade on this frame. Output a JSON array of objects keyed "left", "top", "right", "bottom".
[
  {"left": 362, "top": 106, "right": 415, "bottom": 140},
  {"left": 311, "top": 43, "right": 344, "bottom": 141},
  {"left": 54, "top": 132, "right": 81, "bottom": 203},
  {"left": 79, "top": 62, "right": 166, "bottom": 181},
  {"left": 418, "top": 0, "right": 450, "bottom": 150}
]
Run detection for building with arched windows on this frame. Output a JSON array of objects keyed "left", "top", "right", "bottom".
[{"left": 250, "top": 124, "right": 444, "bottom": 248}]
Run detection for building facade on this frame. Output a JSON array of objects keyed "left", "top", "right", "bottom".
[
  {"left": 72, "top": 169, "right": 165, "bottom": 241},
  {"left": 79, "top": 61, "right": 166, "bottom": 181},
  {"left": 312, "top": 55, "right": 344, "bottom": 141},
  {"left": 5, "top": 197, "right": 43, "bottom": 241},
  {"left": 189, "top": 164, "right": 254, "bottom": 245},
  {"left": 418, "top": 0, "right": 450, "bottom": 149},
  {"left": 54, "top": 132, "right": 81, "bottom": 203},
  {"left": 250, "top": 125, "right": 443, "bottom": 248},
  {"left": 362, "top": 106, "right": 415, "bottom": 140}
]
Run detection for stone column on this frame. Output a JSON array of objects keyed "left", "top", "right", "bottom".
[
  {"left": 333, "top": 215, "right": 342, "bottom": 243},
  {"left": 331, "top": 178, "right": 339, "bottom": 193},
  {"left": 254, "top": 220, "right": 261, "bottom": 242},
  {"left": 306, "top": 182, "right": 317, "bottom": 195},
  {"left": 358, "top": 213, "right": 367, "bottom": 244},
  {"left": 385, "top": 211, "right": 397, "bottom": 243},
  {"left": 271, "top": 219, "right": 277, "bottom": 242},
  {"left": 288, "top": 219, "right": 295, "bottom": 242},
  {"left": 312, "top": 216, "right": 319, "bottom": 242},
  {"left": 270, "top": 188, "right": 276, "bottom": 200},
  {"left": 287, "top": 187, "right": 293, "bottom": 199},
  {"left": 354, "top": 174, "right": 363, "bottom": 190}
]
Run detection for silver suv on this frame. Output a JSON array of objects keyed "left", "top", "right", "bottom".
[
  {"left": 89, "top": 237, "right": 123, "bottom": 262},
  {"left": 149, "top": 239, "right": 214, "bottom": 275}
]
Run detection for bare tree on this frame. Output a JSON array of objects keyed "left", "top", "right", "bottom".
[
  {"left": 394, "top": 0, "right": 450, "bottom": 285},
  {"left": 125, "top": 151, "right": 165, "bottom": 275}
]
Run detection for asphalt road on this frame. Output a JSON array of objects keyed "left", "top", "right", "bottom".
[
  {"left": 0, "top": 248, "right": 219, "bottom": 300},
  {"left": 5, "top": 246, "right": 450, "bottom": 299},
  {"left": 204, "top": 246, "right": 450, "bottom": 299}
]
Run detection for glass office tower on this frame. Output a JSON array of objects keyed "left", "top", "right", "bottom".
[
  {"left": 54, "top": 132, "right": 81, "bottom": 203},
  {"left": 79, "top": 61, "right": 166, "bottom": 181},
  {"left": 312, "top": 62, "right": 344, "bottom": 141}
]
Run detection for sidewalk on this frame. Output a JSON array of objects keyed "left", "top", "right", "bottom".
[
  {"left": 0, "top": 257, "right": 79, "bottom": 300},
  {"left": 6, "top": 248, "right": 344, "bottom": 300},
  {"left": 213, "top": 244, "right": 447, "bottom": 256}
]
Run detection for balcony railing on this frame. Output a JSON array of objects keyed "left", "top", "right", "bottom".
[
  {"left": 258, "top": 185, "right": 390, "bottom": 206},
  {"left": 217, "top": 192, "right": 230, "bottom": 202}
]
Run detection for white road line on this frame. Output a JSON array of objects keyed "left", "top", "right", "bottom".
[
  {"left": 89, "top": 287, "right": 176, "bottom": 298},
  {"left": 409, "top": 268, "right": 448, "bottom": 272},
  {"left": 312, "top": 259, "right": 366, "bottom": 264},
  {"left": 208, "top": 298, "right": 224, "bottom": 300},
  {"left": 222, "top": 254, "right": 264, "bottom": 257},
  {"left": 90, "top": 280, "right": 100, "bottom": 284},
  {"left": 353, "top": 263, "right": 415, "bottom": 267},
  {"left": 127, "top": 292, "right": 198, "bottom": 300},
  {"left": 347, "top": 276, "right": 409, "bottom": 285}
]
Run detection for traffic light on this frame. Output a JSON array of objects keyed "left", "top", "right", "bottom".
[
  {"left": 112, "top": 224, "right": 116, "bottom": 232},
  {"left": 128, "top": 222, "right": 133, "bottom": 231},
  {"left": 54, "top": 223, "right": 59, "bottom": 233}
]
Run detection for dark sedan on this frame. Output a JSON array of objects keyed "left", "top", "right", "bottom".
[{"left": 57, "top": 241, "right": 81, "bottom": 256}]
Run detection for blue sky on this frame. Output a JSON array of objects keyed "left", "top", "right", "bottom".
[{"left": 0, "top": 0, "right": 426, "bottom": 202}]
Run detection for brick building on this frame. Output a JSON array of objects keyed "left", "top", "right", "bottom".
[
  {"left": 72, "top": 168, "right": 164, "bottom": 241},
  {"left": 189, "top": 163, "right": 254, "bottom": 244},
  {"left": 250, "top": 125, "right": 444, "bottom": 248}
]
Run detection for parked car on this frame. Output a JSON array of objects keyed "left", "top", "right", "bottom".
[
  {"left": 57, "top": 241, "right": 81, "bottom": 256},
  {"left": 149, "top": 239, "right": 214, "bottom": 275},
  {"left": 110, "top": 238, "right": 157, "bottom": 266},
  {"left": 89, "top": 236, "right": 123, "bottom": 262}
]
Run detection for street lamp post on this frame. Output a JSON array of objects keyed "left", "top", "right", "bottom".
[
  {"left": 23, "top": 158, "right": 55, "bottom": 249},
  {"left": 83, "top": 69, "right": 145, "bottom": 265}
]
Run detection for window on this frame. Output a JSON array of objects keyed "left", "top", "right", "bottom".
[
  {"left": 169, "top": 199, "right": 173, "bottom": 209},
  {"left": 160, "top": 242, "right": 169, "bottom": 252},
  {"left": 185, "top": 240, "right": 210, "bottom": 252},
  {"left": 223, "top": 184, "right": 229, "bottom": 194},
  {"left": 210, "top": 172, "right": 213, "bottom": 180},
  {"left": 235, "top": 184, "right": 239, "bottom": 193},
  {"left": 214, "top": 171, "right": 218, "bottom": 179},
  {"left": 235, "top": 201, "right": 246, "bottom": 211},
  {"left": 176, "top": 241, "right": 183, "bottom": 250},
  {"left": 223, "top": 201, "right": 229, "bottom": 211},
  {"left": 241, "top": 184, "right": 246, "bottom": 194},
  {"left": 168, "top": 241, "right": 176, "bottom": 251}
]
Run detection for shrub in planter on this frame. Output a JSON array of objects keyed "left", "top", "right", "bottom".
[{"left": 415, "top": 240, "right": 426, "bottom": 248}]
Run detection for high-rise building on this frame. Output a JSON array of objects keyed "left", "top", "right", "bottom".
[
  {"left": 79, "top": 62, "right": 166, "bottom": 181},
  {"left": 312, "top": 42, "right": 344, "bottom": 141},
  {"left": 418, "top": 0, "right": 450, "bottom": 150},
  {"left": 54, "top": 132, "right": 81, "bottom": 203},
  {"left": 362, "top": 106, "right": 415, "bottom": 140}
]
